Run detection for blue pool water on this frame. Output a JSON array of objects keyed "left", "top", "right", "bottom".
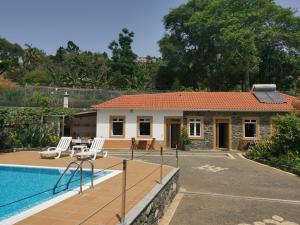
[{"left": 0, "top": 165, "right": 112, "bottom": 221}]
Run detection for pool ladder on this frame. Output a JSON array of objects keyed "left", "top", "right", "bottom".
[{"left": 52, "top": 160, "right": 94, "bottom": 195}]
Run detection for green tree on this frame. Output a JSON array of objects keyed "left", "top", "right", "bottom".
[
  {"left": 48, "top": 41, "right": 110, "bottom": 88},
  {"left": 22, "top": 70, "right": 52, "bottom": 85},
  {"left": 23, "top": 44, "right": 48, "bottom": 72},
  {"left": 65, "top": 41, "right": 80, "bottom": 54},
  {"left": 108, "top": 28, "right": 137, "bottom": 88},
  {"left": 158, "top": 0, "right": 300, "bottom": 92},
  {"left": 132, "top": 57, "right": 163, "bottom": 90},
  {"left": 0, "top": 37, "right": 23, "bottom": 74}
]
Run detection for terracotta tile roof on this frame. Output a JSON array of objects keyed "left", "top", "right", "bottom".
[{"left": 92, "top": 92, "right": 295, "bottom": 112}]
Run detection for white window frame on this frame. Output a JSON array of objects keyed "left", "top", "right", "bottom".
[
  {"left": 110, "top": 116, "right": 125, "bottom": 137},
  {"left": 243, "top": 118, "right": 258, "bottom": 139},
  {"left": 188, "top": 117, "right": 204, "bottom": 139},
  {"left": 137, "top": 116, "right": 152, "bottom": 137}
]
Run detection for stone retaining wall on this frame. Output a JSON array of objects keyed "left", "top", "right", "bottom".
[{"left": 119, "top": 168, "right": 179, "bottom": 225}]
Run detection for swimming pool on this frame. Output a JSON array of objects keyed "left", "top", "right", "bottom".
[{"left": 0, "top": 164, "right": 120, "bottom": 224}]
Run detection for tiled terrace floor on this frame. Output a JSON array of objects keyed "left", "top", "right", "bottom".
[{"left": 0, "top": 151, "right": 173, "bottom": 225}]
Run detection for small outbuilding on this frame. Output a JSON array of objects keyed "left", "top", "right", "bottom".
[{"left": 65, "top": 111, "right": 97, "bottom": 138}]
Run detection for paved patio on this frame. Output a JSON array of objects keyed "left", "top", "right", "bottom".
[{"left": 0, "top": 151, "right": 173, "bottom": 225}]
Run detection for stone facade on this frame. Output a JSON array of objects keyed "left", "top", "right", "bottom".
[
  {"left": 183, "top": 111, "right": 284, "bottom": 150},
  {"left": 130, "top": 170, "right": 179, "bottom": 225}
]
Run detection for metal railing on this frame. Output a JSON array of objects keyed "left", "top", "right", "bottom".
[
  {"left": 52, "top": 159, "right": 94, "bottom": 195},
  {"left": 119, "top": 146, "right": 179, "bottom": 224},
  {"left": 83, "top": 160, "right": 95, "bottom": 189}
]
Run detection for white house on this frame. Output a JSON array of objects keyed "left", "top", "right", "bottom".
[{"left": 92, "top": 88, "right": 294, "bottom": 150}]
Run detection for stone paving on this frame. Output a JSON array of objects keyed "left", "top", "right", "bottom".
[
  {"left": 120, "top": 151, "right": 300, "bottom": 225},
  {"left": 192, "top": 164, "right": 229, "bottom": 173},
  {"left": 238, "top": 215, "right": 299, "bottom": 225}
]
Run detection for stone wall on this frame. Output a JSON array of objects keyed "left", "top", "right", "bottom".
[
  {"left": 183, "top": 111, "right": 283, "bottom": 150},
  {"left": 128, "top": 169, "right": 179, "bottom": 225}
]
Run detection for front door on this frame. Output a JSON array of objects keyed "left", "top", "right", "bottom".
[
  {"left": 171, "top": 123, "right": 180, "bottom": 148},
  {"left": 165, "top": 118, "right": 182, "bottom": 149},
  {"left": 216, "top": 119, "right": 230, "bottom": 150}
]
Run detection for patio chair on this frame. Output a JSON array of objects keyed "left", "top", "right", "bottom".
[
  {"left": 147, "top": 138, "right": 156, "bottom": 150},
  {"left": 76, "top": 137, "right": 107, "bottom": 160},
  {"left": 40, "top": 137, "right": 72, "bottom": 159}
]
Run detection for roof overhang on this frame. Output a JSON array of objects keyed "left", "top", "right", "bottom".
[
  {"left": 93, "top": 108, "right": 292, "bottom": 112},
  {"left": 74, "top": 111, "right": 97, "bottom": 116}
]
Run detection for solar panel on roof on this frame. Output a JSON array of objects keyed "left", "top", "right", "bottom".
[
  {"left": 253, "top": 91, "right": 286, "bottom": 104},
  {"left": 253, "top": 91, "right": 272, "bottom": 103},
  {"left": 267, "top": 91, "right": 286, "bottom": 103}
]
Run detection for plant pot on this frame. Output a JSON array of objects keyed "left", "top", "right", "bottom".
[{"left": 184, "top": 145, "right": 190, "bottom": 151}]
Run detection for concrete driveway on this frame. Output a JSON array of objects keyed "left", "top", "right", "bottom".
[{"left": 109, "top": 150, "right": 300, "bottom": 225}]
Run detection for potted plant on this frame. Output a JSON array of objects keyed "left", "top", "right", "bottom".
[{"left": 182, "top": 127, "right": 192, "bottom": 151}]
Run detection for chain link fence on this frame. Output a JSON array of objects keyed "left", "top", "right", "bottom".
[
  {"left": 0, "top": 86, "right": 169, "bottom": 109},
  {"left": 0, "top": 86, "right": 126, "bottom": 108}
]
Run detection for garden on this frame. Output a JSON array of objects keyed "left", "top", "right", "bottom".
[
  {"left": 0, "top": 107, "right": 75, "bottom": 150},
  {"left": 246, "top": 113, "right": 300, "bottom": 175}
]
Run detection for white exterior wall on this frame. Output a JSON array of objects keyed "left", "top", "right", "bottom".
[{"left": 96, "top": 109, "right": 183, "bottom": 141}]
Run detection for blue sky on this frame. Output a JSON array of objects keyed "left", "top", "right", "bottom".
[{"left": 0, "top": 0, "right": 299, "bottom": 57}]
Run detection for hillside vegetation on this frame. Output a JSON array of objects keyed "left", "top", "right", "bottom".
[{"left": 1, "top": 0, "right": 300, "bottom": 94}]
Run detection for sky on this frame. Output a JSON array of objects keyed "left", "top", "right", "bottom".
[{"left": 0, "top": 0, "right": 299, "bottom": 57}]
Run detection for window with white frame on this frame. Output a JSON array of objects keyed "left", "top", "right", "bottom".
[
  {"left": 244, "top": 119, "right": 257, "bottom": 138},
  {"left": 189, "top": 118, "right": 202, "bottom": 137},
  {"left": 111, "top": 117, "right": 125, "bottom": 136},
  {"left": 138, "top": 117, "right": 151, "bottom": 136}
]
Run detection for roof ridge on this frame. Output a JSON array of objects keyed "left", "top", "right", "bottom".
[{"left": 123, "top": 91, "right": 251, "bottom": 96}]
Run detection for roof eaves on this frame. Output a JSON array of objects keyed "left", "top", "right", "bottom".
[{"left": 93, "top": 107, "right": 292, "bottom": 112}]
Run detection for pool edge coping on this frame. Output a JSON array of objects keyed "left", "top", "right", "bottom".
[{"left": 0, "top": 164, "right": 121, "bottom": 225}]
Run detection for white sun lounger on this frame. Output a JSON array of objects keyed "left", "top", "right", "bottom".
[
  {"left": 40, "top": 137, "right": 72, "bottom": 159},
  {"left": 76, "top": 137, "right": 107, "bottom": 160}
]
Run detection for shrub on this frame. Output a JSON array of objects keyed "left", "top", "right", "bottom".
[
  {"left": 22, "top": 70, "right": 52, "bottom": 85},
  {"left": 246, "top": 113, "right": 300, "bottom": 174},
  {"left": 271, "top": 113, "right": 300, "bottom": 156},
  {"left": 246, "top": 139, "right": 273, "bottom": 160},
  {"left": 4, "top": 132, "right": 23, "bottom": 148},
  {"left": 0, "top": 107, "right": 75, "bottom": 150},
  {"left": 28, "top": 89, "right": 54, "bottom": 107},
  {"left": 46, "top": 134, "right": 60, "bottom": 146},
  {"left": 182, "top": 126, "right": 192, "bottom": 145}
]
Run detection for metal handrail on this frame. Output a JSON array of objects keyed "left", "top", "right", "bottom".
[
  {"left": 65, "top": 163, "right": 82, "bottom": 190},
  {"left": 83, "top": 160, "right": 94, "bottom": 189},
  {"left": 53, "top": 161, "right": 83, "bottom": 194},
  {"left": 52, "top": 159, "right": 95, "bottom": 195}
]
